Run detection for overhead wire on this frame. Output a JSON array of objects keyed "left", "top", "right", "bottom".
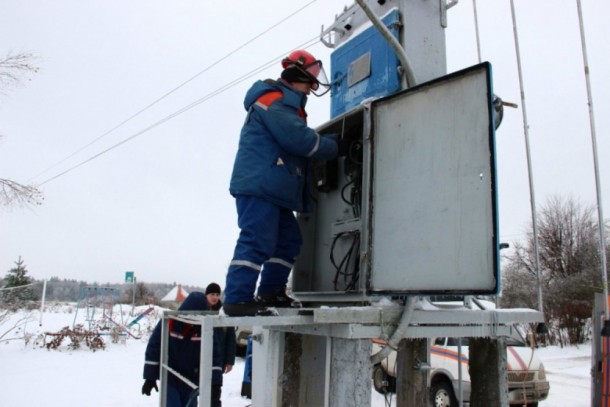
[
  {"left": 36, "top": 36, "right": 321, "bottom": 187},
  {"left": 28, "top": 0, "right": 319, "bottom": 184}
]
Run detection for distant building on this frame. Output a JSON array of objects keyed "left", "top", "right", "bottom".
[{"left": 160, "top": 284, "right": 189, "bottom": 309}]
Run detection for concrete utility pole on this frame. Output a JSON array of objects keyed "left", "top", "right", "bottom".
[
  {"left": 396, "top": 339, "right": 429, "bottom": 406},
  {"left": 469, "top": 338, "right": 509, "bottom": 406}
]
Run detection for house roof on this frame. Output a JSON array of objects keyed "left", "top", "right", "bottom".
[{"left": 160, "top": 285, "right": 189, "bottom": 302}]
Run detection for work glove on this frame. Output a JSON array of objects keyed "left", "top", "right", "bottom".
[
  {"left": 326, "top": 133, "right": 352, "bottom": 157},
  {"left": 323, "top": 133, "right": 339, "bottom": 143},
  {"left": 322, "top": 133, "right": 345, "bottom": 157},
  {"left": 142, "top": 379, "right": 158, "bottom": 396}
]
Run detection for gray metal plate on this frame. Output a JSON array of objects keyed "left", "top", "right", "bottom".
[{"left": 369, "top": 63, "right": 498, "bottom": 293}]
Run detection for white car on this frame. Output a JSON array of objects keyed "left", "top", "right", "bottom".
[
  {"left": 235, "top": 326, "right": 252, "bottom": 357},
  {"left": 372, "top": 333, "right": 550, "bottom": 407}
]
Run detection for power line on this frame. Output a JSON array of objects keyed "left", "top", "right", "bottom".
[
  {"left": 37, "top": 36, "right": 320, "bottom": 187},
  {"left": 28, "top": 0, "right": 319, "bottom": 184}
]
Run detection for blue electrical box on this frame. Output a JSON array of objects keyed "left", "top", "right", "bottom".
[{"left": 330, "top": 9, "right": 401, "bottom": 118}]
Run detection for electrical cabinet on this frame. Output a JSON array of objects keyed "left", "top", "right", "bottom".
[{"left": 293, "top": 63, "right": 499, "bottom": 303}]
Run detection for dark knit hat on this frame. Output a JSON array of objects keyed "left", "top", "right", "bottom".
[
  {"left": 205, "top": 283, "right": 221, "bottom": 295},
  {"left": 281, "top": 66, "right": 315, "bottom": 86}
]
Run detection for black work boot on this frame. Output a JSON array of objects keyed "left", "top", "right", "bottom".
[
  {"left": 256, "top": 290, "right": 302, "bottom": 308},
  {"left": 222, "top": 301, "right": 273, "bottom": 317}
]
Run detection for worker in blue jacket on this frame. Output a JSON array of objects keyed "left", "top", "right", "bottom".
[
  {"left": 203, "top": 282, "right": 236, "bottom": 399},
  {"left": 223, "top": 49, "right": 338, "bottom": 317},
  {"left": 142, "top": 286, "right": 236, "bottom": 407}
]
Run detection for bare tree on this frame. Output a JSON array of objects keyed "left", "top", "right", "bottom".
[
  {"left": 0, "top": 52, "right": 39, "bottom": 93},
  {"left": 0, "top": 177, "right": 43, "bottom": 207},
  {"left": 123, "top": 282, "right": 158, "bottom": 306},
  {"left": 0, "top": 309, "right": 33, "bottom": 344},
  {"left": 0, "top": 52, "right": 43, "bottom": 207},
  {"left": 502, "top": 195, "right": 609, "bottom": 345}
]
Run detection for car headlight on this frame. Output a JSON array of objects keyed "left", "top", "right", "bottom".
[{"left": 538, "top": 362, "right": 546, "bottom": 380}]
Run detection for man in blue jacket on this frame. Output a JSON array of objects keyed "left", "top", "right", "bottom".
[
  {"left": 223, "top": 50, "right": 338, "bottom": 317},
  {"left": 142, "top": 287, "right": 236, "bottom": 407}
]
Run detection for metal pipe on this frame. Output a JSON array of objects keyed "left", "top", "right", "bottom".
[
  {"left": 39, "top": 279, "right": 47, "bottom": 326},
  {"left": 131, "top": 276, "right": 136, "bottom": 316},
  {"left": 159, "top": 315, "right": 169, "bottom": 407},
  {"left": 199, "top": 316, "right": 214, "bottom": 407},
  {"left": 370, "top": 297, "right": 417, "bottom": 365},
  {"left": 510, "top": 0, "right": 544, "bottom": 316},
  {"left": 576, "top": 0, "right": 609, "bottom": 322},
  {"left": 472, "top": 0, "right": 482, "bottom": 63},
  {"left": 458, "top": 340, "right": 464, "bottom": 407},
  {"left": 356, "top": 0, "right": 418, "bottom": 363},
  {"left": 354, "top": 0, "right": 417, "bottom": 88}
]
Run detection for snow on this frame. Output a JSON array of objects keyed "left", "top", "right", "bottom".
[{"left": 0, "top": 304, "right": 593, "bottom": 406}]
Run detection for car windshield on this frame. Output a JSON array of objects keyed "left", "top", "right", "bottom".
[
  {"left": 440, "top": 334, "right": 527, "bottom": 347},
  {"left": 445, "top": 337, "right": 469, "bottom": 346}
]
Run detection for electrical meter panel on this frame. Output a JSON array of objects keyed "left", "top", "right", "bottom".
[
  {"left": 293, "top": 63, "right": 499, "bottom": 304},
  {"left": 330, "top": 8, "right": 402, "bottom": 118}
]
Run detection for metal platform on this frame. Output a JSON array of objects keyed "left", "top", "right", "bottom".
[
  {"left": 192, "top": 304, "right": 544, "bottom": 339},
  {"left": 157, "top": 303, "right": 544, "bottom": 407}
]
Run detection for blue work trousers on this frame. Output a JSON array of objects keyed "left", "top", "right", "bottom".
[
  {"left": 165, "top": 384, "right": 221, "bottom": 407},
  {"left": 166, "top": 384, "right": 196, "bottom": 407},
  {"left": 224, "top": 195, "right": 302, "bottom": 304}
]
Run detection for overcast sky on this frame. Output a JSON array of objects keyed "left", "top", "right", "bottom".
[{"left": 1, "top": 0, "right": 608, "bottom": 288}]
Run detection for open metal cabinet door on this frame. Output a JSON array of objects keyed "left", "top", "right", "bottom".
[{"left": 366, "top": 62, "right": 499, "bottom": 295}]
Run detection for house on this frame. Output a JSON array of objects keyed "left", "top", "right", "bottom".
[{"left": 160, "top": 284, "right": 189, "bottom": 309}]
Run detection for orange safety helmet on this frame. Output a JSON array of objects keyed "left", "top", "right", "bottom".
[{"left": 281, "top": 50, "right": 330, "bottom": 96}]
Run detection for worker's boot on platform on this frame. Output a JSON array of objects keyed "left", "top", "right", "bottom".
[
  {"left": 256, "top": 290, "right": 302, "bottom": 308},
  {"left": 222, "top": 301, "right": 273, "bottom": 317}
]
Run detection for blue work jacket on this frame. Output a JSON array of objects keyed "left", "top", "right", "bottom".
[
  {"left": 229, "top": 79, "right": 337, "bottom": 213},
  {"left": 143, "top": 293, "right": 236, "bottom": 391}
]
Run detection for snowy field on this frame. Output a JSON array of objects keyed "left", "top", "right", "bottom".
[{"left": 0, "top": 304, "right": 592, "bottom": 406}]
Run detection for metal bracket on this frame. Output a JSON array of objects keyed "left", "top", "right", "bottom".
[
  {"left": 441, "top": 0, "right": 459, "bottom": 28},
  {"left": 413, "top": 357, "right": 431, "bottom": 371},
  {"left": 446, "top": 0, "right": 459, "bottom": 9}
]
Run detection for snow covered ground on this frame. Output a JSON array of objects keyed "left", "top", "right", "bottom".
[{"left": 0, "top": 304, "right": 593, "bottom": 406}]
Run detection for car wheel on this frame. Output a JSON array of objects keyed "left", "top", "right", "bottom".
[
  {"left": 372, "top": 364, "right": 393, "bottom": 394},
  {"left": 430, "top": 381, "right": 458, "bottom": 407}
]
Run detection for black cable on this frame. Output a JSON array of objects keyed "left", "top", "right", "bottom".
[
  {"left": 384, "top": 389, "right": 394, "bottom": 407},
  {"left": 340, "top": 139, "right": 363, "bottom": 217},
  {"left": 36, "top": 36, "right": 321, "bottom": 187},
  {"left": 330, "top": 232, "right": 345, "bottom": 289},
  {"left": 344, "top": 234, "right": 360, "bottom": 290},
  {"left": 28, "top": 1, "right": 320, "bottom": 184},
  {"left": 350, "top": 184, "right": 361, "bottom": 218},
  {"left": 330, "top": 231, "right": 360, "bottom": 291},
  {"left": 348, "top": 140, "right": 363, "bottom": 165},
  {"left": 340, "top": 178, "right": 355, "bottom": 206}
]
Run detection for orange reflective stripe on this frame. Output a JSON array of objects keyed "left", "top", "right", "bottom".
[
  {"left": 507, "top": 346, "right": 527, "bottom": 370},
  {"left": 254, "top": 90, "right": 307, "bottom": 123},
  {"left": 372, "top": 338, "right": 388, "bottom": 345},
  {"left": 255, "top": 91, "right": 283, "bottom": 109},
  {"left": 298, "top": 108, "right": 307, "bottom": 122}
]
